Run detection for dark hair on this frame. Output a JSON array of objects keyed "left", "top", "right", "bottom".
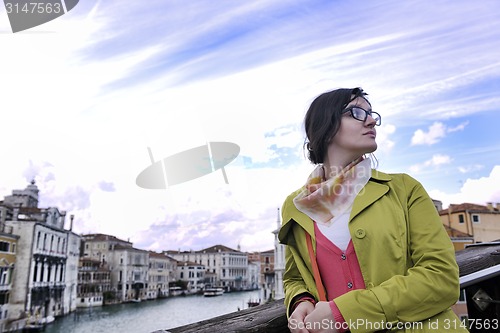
[{"left": 304, "top": 87, "right": 368, "bottom": 164}]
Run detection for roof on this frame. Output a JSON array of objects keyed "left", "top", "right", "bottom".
[
  {"left": 19, "top": 207, "right": 42, "bottom": 214},
  {"left": 165, "top": 245, "right": 246, "bottom": 255},
  {"left": 113, "top": 243, "right": 148, "bottom": 253},
  {"left": 82, "top": 233, "right": 131, "bottom": 244},
  {"left": 149, "top": 251, "right": 176, "bottom": 260},
  {"left": 443, "top": 225, "right": 473, "bottom": 238},
  {"left": 438, "top": 203, "right": 500, "bottom": 215},
  {"left": 199, "top": 244, "right": 241, "bottom": 253}
]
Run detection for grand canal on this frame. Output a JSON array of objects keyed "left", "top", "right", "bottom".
[{"left": 44, "top": 290, "right": 262, "bottom": 333}]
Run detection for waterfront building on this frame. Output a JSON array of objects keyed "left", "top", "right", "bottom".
[
  {"left": 2, "top": 181, "right": 81, "bottom": 326},
  {"left": 258, "top": 249, "right": 275, "bottom": 300},
  {"left": 246, "top": 260, "right": 260, "bottom": 291},
  {"left": 64, "top": 224, "right": 81, "bottom": 313},
  {"left": 0, "top": 224, "right": 19, "bottom": 332},
  {"left": 147, "top": 252, "right": 176, "bottom": 299},
  {"left": 81, "top": 234, "right": 149, "bottom": 302},
  {"left": 439, "top": 202, "right": 500, "bottom": 243},
  {"left": 167, "top": 244, "right": 249, "bottom": 291},
  {"left": 273, "top": 208, "right": 285, "bottom": 300},
  {"left": 177, "top": 261, "right": 205, "bottom": 294},
  {"left": 76, "top": 257, "right": 111, "bottom": 307}
]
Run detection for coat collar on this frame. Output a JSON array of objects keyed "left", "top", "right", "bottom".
[
  {"left": 279, "top": 169, "right": 391, "bottom": 243},
  {"left": 351, "top": 169, "right": 391, "bottom": 220}
]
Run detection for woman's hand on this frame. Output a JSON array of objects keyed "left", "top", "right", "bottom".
[
  {"left": 288, "top": 301, "right": 315, "bottom": 333},
  {"left": 304, "top": 301, "right": 338, "bottom": 333}
]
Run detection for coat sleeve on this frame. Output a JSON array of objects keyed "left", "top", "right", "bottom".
[
  {"left": 283, "top": 244, "right": 314, "bottom": 316},
  {"left": 281, "top": 196, "right": 319, "bottom": 317},
  {"left": 334, "top": 174, "right": 461, "bottom": 332}
]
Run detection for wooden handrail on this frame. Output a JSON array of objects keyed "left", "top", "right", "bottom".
[{"left": 156, "top": 298, "right": 288, "bottom": 333}]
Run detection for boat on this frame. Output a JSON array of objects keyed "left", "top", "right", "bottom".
[
  {"left": 247, "top": 299, "right": 260, "bottom": 307},
  {"left": 22, "top": 324, "right": 44, "bottom": 332},
  {"left": 203, "top": 287, "right": 224, "bottom": 297}
]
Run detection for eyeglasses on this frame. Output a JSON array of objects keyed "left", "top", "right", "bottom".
[{"left": 341, "top": 107, "right": 381, "bottom": 126}]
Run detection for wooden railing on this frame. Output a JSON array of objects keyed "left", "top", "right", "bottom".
[{"left": 155, "top": 242, "right": 500, "bottom": 333}]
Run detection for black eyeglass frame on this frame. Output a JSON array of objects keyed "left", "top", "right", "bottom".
[{"left": 341, "top": 106, "right": 381, "bottom": 126}]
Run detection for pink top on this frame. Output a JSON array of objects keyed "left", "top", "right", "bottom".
[{"left": 314, "top": 223, "right": 366, "bottom": 332}]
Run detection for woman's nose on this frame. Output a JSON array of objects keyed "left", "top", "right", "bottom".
[{"left": 365, "top": 114, "right": 376, "bottom": 127}]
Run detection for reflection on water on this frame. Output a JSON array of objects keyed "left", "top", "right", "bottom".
[{"left": 44, "top": 290, "right": 262, "bottom": 333}]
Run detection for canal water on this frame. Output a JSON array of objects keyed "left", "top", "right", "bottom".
[{"left": 44, "top": 290, "right": 262, "bottom": 333}]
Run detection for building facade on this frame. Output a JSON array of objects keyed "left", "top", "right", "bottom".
[
  {"left": 273, "top": 209, "right": 285, "bottom": 300},
  {"left": 246, "top": 261, "right": 260, "bottom": 291},
  {"left": 167, "top": 244, "right": 249, "bottom": 291},
  {"left": 177, "top": 261, "right": 205, "bottom": 293},
  {"left": 0, "top": 226, "right": 19, "bottom": 331},
  {"left": 439, "top": 202, "right": 500, "bottom": 243},
  {"left": 2, "top": 182, "right": 81, "bottom": 327},
  {"left": 76, "top": 258, "right": 111, "bottom": 307},
  {"left": 81, "top": 234, "right": 149, "bottom": 302},
  {"left": 147, "top": 252, "right": 176, "bottom": 299}
]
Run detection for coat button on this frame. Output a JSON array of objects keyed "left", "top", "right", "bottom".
[
  {"left": 355, "top": 228, "right": 366, "bottom": 238},
  {"left": 367, "top": 282, "right": 374, "bottom": 288},
  {"left": 347, "top": 282, "right": 353, "bottom": 289},
  {"left": 341, "top": 253, "right": 346, "bottom": 260}
]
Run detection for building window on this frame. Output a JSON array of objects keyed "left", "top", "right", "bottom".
[
  {"left": 33, "top": 264, "right": 38, "bottom": 282},
  {"left": 472, "top": 214, "right": 480, "bottom": 223},
  {"left": 458, "top": 214, "right": 464, "bottom": 224},
  {"left": 0, "top": 242, "right": 9, "bottom": 252}
]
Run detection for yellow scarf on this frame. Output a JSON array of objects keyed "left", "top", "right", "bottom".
[{"left": 293, "top": 157, "right": 371, "bottom": 226}]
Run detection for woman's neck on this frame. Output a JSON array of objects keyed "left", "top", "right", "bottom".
[{"left": 322, "top": 155, "right": 363, "bottom": 180}]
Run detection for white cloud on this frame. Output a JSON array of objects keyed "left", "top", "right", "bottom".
[
  {"left": 458, "top": 164, "right": 484, "bottom": 174},
  {"left": 411, "top": 122, "right": 446, "bottom": 145},
  {"left": 409, "top": 154, "right": 452, "bottom": 174},
  {"left": 376, "top": 124, "right": 396, "bottom": 154},
  {"left": 411, "top": 121, "right": 469, "bottom": 145},
  {"left": 448, "top": 121, "right": 470, "bottom": 132},
  {"left": 1, "top": 0, "right": 500, "bottom": 253},
  {"left": 428, "top": 165, "right": 500, "bottom": 208}
]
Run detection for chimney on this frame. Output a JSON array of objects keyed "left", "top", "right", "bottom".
[
  {"left": 487, "top": 202, "right": 494, "bottom": 211},
  {"left": 70, "top": 214, "right": 74, "bottom": 231}
]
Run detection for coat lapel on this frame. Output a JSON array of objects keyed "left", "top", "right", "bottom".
[
  {"left": 280, "top": 169, "right": 392, "bottom": 242},
  {"left": 279, "top": 193, "right": 315, "bottom": 244},
  {"left": 350, "top": 170, "right": 391, "bottom": 221}
]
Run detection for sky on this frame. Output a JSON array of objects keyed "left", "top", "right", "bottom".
[{"left": 1, "top": 0, "right": 500, "bottom": 253}]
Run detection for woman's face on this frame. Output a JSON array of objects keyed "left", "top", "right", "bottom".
[{"left": 326, "top": 96, "right": 378, "bottom": 162}]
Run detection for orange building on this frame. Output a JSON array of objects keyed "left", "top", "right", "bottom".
[{"left": 439, "top": 202, "right": 500, "bottom": 243}]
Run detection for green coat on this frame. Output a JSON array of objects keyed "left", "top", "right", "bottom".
[{"left": 278, "top": 170, "right": 469, "bottom": 332}]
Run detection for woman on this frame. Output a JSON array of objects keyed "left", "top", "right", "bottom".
[{"left": 278, "top": 88, "right": 468, "bottom": 333}]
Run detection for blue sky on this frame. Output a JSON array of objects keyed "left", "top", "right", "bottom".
[{"left": 1, "top": 0, "right": 500, "bottom": 252}]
